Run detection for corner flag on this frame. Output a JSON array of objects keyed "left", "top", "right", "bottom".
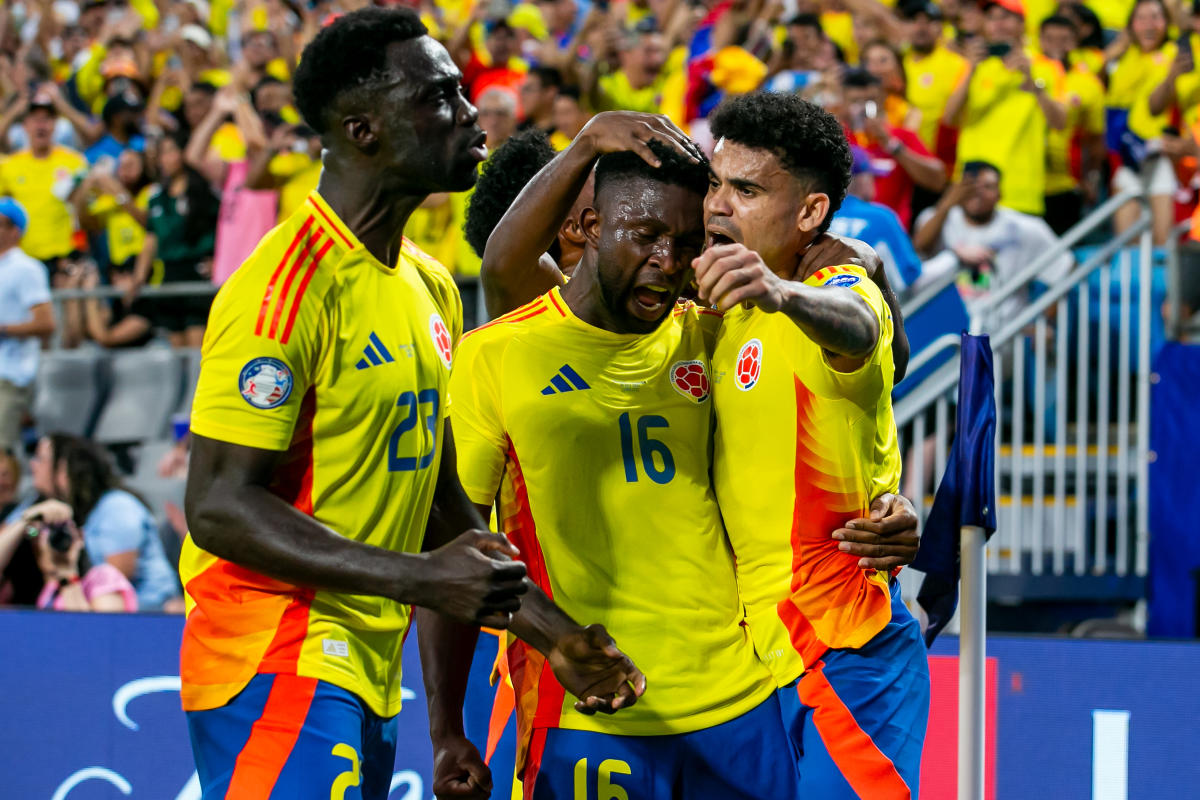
[{"left": 912, "top": 333, "right": 998, "bottom": 645}]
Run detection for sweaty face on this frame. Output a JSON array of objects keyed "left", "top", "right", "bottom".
[
  {"left": 705, "top": 139, "right": 812, "bottom": 277},
  {"left": 590, "top": 179, "right": 705, "bottom": 333},
  {"left": 376, "top": 37, "right": 487, "bottom": 194}
]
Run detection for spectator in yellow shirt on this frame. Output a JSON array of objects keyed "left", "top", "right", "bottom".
[
  {"left": 903, "top": 1, "right": 970, "bottom": 157},
  {"left": 946, "top": 0, "right": 1068, "bottom": 216},
  {"left": 72, "top": 148, "right": 152, "bottom": 271},
  {"left": 0, "top": 97, "right": 87, "bottom": 264},
  {"left": 1106, "top": 0, "right": 1176, "bottom": 243},
  {"left": 589, "top": 21, "right": 680, "bottom": 113},
  {"left": 1040, "top": 14, "right": 1107, "bottom": 234},
  {"left": 552, "top": 86, "right": 592, "bottom": 148}
]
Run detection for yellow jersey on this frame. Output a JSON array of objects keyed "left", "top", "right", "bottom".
[
  {"left": 711, "top": 265, "right": 901, "bottom": 687},
  {"left": 268, "top": 153, "right": 323, "bottom": 223},
  {"left": 89, "top": 186, "right": 153, "bottom": 267},
  {"left": 1046, "top": 64, "right": 1105, "bottom": 195},
  {"left": 596, "top": 47, "right": 687, "bottom": 112},
  {"left": 1110, "top": 44, "right": 1177, "bottom": 139},
  {"left": 904, "top": 45, "right": 970, "bottom": 152},
  {"left": 955, "top": 53, "right": 1066, "bottom": 215},
  {"left": 451, "top": 287, "right": 774, "bottom": 739},
  {"left": 0, "top": 147, "right": 87, "bottom": 261},
  {"left": 179, "top": 190, "right": 464, "bottom": 717}
]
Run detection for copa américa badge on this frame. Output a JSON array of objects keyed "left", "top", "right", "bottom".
[{"left": 239, "top": 357, "right": 293, "bottom": 409}]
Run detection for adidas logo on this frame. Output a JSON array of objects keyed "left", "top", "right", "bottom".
[
  {"left": 540, "top": 364, "right": 590, "bottom": 395},
  {"left": 356, "top": 333, "right": 395, "bottom": 370}
]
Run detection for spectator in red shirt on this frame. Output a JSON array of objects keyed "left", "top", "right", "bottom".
[
  {"left": 838, "top": 68, "right": 947, "bottom": 230},
  {"left": 453, "top": 16, "right": 526, "bottom": 103}
]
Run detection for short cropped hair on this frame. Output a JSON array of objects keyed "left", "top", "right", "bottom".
[
  {"left": 963, "top": 160, "right": 1002, "bottom": 179},
  {"left": 709, "top": 92, "right": 852, "bottom": 234},
  {"left": 593, "top": 139, "right": 710, "bottom": 206},
  {"left": 465, "top": 129, "right": 557, "bottom": 257},
  {"left": 293, "top": 7, "right": 428, "bottom": 134}
]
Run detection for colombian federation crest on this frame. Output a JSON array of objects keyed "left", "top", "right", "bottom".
[
  {"left": 430, "top": 313, "right": 453, "bottom": 369},
  {"left": 734, "top": 339, "right": 762, "bottom": 391},
  {"left": 239, "top": 357, "right": 293, "bottom": 409},
  {"left": 670, "top": 360, "right": 710, "bottom": 403}
]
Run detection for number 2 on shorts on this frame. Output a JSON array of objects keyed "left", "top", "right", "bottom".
[{"left": 330, "top": 743, "right": 361, "bottom": 800}]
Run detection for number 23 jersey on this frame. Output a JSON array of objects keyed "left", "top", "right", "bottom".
[
  {"left": 179, "top": 191, "right": 462, "bottom": 718},
  {"left": 451, "top": 287, "right": 773, "bottom": 738}
]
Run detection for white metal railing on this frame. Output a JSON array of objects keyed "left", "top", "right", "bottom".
[{"left": 896, "top": 194, "right": 1163, "bottom": 611}]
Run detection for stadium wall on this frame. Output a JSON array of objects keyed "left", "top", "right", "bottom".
[{"left": 1, "top": 610, "right": 1197, "bottom": 799}]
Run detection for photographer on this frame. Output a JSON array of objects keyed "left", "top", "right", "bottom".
[
  {"left": 22, "top": 434, "right": 179, "bottom": 611},
  {"left": 3, "top": 498, "right": 138, "bottom": 612}
]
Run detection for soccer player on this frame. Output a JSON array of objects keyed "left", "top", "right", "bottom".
[
  {"left": 428, "top": 112, "right": 920, "bottom": 799},
  {"left": 180, "top": 10, "right": 642, "bottom": 799},
  {"left": 696, "top": 92, "right": 929, "bottom": 799},
  {"left": 438, "top": 134, "right": 802, "bottom": 800}
]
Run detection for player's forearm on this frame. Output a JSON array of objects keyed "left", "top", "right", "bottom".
[
  {"left": 185, "top": 474, "right": 434, "bottom": 605},
  {"left": 417, "top": 607, "right": 480, "bottom": 741},
  {"left": 481, "top": 141, "right": 593, "bottom": 317},
  {"left": 508, "top": 584, "right": 583, "bottom": 657},
  {"left": 779, "top": 282, "right": 880, "bottom": 360}
]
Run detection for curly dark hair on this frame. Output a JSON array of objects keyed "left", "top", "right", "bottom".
[
  {"left": 593, "top": 139, "right": 710, "bottom": 206},
  {"left": 464, "top": 129, "right": 557, "bottom": 258},
  {"left": 47, "top": 434, "right": 148, "bottom": 525},
  {"left": 293, "top": 7, "right": 428, "bottom": 135},
  {"left": 709, "top": 92, "right": 852, "bottom": 234}
]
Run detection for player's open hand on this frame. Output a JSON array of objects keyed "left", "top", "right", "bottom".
[
  {"left": 833, "top": 493, "right": 920, "bottom": 571},
  {"left": 549, "top": 623, "right": 647, "bottom": 716},
  {"left": 693, "top": 242, "right": 787, "bottom": 312},
  {"left": 800, "top": 233, "right": 882, "bottom": 280},
  {"left": 431, "top": 734, "right": 492, "bottom": 800},
  {"left": 422, "top": 530, "right": 529, "bottom": 628},
  {"left": 576, "top": 111, "right": 704, "bottom": 167}
]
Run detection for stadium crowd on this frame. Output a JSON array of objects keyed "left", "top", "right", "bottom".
[{"left": 1, "top": 0, "right": 1199, "bottom": 613}]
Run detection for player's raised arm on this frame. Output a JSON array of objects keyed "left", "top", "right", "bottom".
[
  {"left": 481, "top": 111, "right": 702, "bottom": 317},
  {"left": 695, "top": 242, "right": 881, "bottom": 370},
  {"left": 185, "top": 435, "right": 529, "bottom": 625}
]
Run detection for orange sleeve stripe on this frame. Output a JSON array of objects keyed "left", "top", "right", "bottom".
[
  {"left": 797, "top": 667, "right": 913, "bottom": 799},
  {"left": 268, "top": 232, "right": 327, "bottom": 340},
  {"left": 546, "top": 289, "right": 567, "bottom": 317},
  {"left": 464, "top": 303, "right": 548, "bottom": 338},
  {"left": 257, "top": 216, "right": 315, "bottom": 337},
  {"left": 311, "top": 199, "right": 356, "bottom": 250},
  {"left": 281, "top": 238, "right": 334, "bottom": 345},
  {"left": 225, "top": 675, "right": 319, "bottom": 799}
]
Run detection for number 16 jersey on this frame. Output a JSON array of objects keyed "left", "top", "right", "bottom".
[
  {"left": 179, "top": 190, "right": 463, "bottom": 718},
  {"left": 451, "top": 287, "right": 774, "bottom": 740}
]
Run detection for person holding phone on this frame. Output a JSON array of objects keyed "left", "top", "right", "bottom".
[{"left": 943, "top": 0, "right": 1067, "bottom": 218}]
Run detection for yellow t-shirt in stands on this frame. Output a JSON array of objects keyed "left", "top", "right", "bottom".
[
  {"left": 904, "top": 45, "right": 970, "bottom": 152},
  {"left": 955, "top": 52, "right": 1066, "bottom": 215},
  {"left": 596, "top": 47, "right": 686, "bottom": 112},
  {"left": 89, "top": 185, "right": 153, "bottom": 267},
  {"left": 1046, "top": 64, "right": 1106, "bottom": 195},
  {"left": 0, "top": 147, "right": 87, "bottom": 261}
]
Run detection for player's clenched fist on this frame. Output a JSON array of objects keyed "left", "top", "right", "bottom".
[
  {"left": 548, "top": 623, "right": 648, "bottom": 716},
  {"left": 693, "top": 242, "right": 788, "bottom": 313},
  {"left": 431, "top": 734, "right": 493, "bottom": 800},
  {"left": 419, "top": 529, "right": 529, "bottom": 628}
]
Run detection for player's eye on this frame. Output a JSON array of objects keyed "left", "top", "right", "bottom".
[
  {"left": 738, "top": 186, "right": 756, "bottom": 198},
  {"left": 707, "top": 176, "right": 720, "bottom": 190}
]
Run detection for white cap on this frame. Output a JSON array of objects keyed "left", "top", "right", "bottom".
[{"left": 180, "top": 23, "right": 213, "bottom": 50}]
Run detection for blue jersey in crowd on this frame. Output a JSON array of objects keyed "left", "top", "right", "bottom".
[{"left": 830, "top": 195, "right": 923, "bottom": 291}]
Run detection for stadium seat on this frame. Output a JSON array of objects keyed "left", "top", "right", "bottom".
[
  {"left": 91, "top": 347, "right": 184, "bottom": 445},
  {"left": 176, "top": 347, "right": 203, "bottom": 417},
  {"left": 32, "top": 348, "right": 106, "bottom": 437}
]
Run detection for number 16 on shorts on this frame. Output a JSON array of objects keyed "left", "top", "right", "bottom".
[{"left": 574, "top": 757, "right": 632, "bottom": 800}]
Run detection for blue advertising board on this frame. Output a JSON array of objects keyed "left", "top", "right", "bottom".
[{"left": 1, "top": 609, "right": 1198, "bottom": 799}]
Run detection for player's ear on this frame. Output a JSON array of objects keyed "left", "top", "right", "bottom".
[
  {"left": 341, "top": 112, "right": 379, "bottom": 153},
  {"left": 796, "top": 192, "right": 830, "bottom": 234},
  {"left": 580, "top": 207, "right": 602, "bottom": 247},
  {"left": 559, "top": 212, "right": 587, "bottom": 247}
]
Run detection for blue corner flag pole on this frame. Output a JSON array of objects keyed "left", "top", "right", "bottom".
[{"left": 910, "top": 333, "right": 997, "bottom": 800}]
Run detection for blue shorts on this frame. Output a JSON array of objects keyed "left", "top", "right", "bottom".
[
  {"left": 778, "top": 581, "right": 931, "bottom": 800},
  {"left": 186, "top": 673, "right": 399, "bottom": 800},
  {"left": 524, "top": 694, "right": 800, "bottom": 800}
]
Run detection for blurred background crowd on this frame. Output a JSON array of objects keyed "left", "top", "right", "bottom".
[{"left": 1, "top": 0, "right": 1199, "bottom": 615}]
